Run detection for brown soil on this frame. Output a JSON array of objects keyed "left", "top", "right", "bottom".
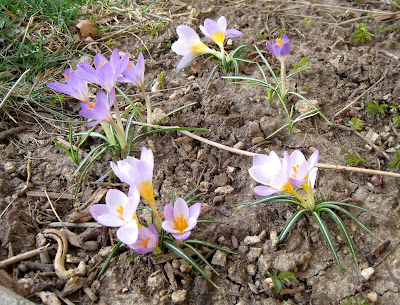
[{"left": 1, "top": 1, "right": 400, "bottom": 304}]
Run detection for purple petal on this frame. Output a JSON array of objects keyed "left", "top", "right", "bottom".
[
  {"left": 203, "top": 18, "right": 220, "bottom": 38},
  {"left": 174, "top": 198, "right": 189, "bottom": 219},
  {"left": 176, "top": 25, "right": 200, "bottom": 41},
  {"left": 225, "top": 29, "right": 242, "bottom": 38},
  {"left": 140, "top": 146, "right": 153, "bottom": 168},
  {"left": 185, "top": 217, "right": 197, "bottom": 232},
  {"left": 147, "top": 224, "right": 159, "bottom": 237},
  {"left": 164, "top": 204, "right": 174, "bottom": 222},
  {"left": 123, "top": 195, "right": 139, "bottom": 222},
  {"left": 172, "top": 231, "right": 191, "bottom": 241},
  {"left": 106, "top": 189, "right": 127, "bottom": 214},
  {"left": 216, "top": 16, "right": 227, "bottom": 31},
  {"left": 162, "top": 220, "right": 180, "bottom": 234},
  {"left": 176, "top": 54, "right": 195, "bottom": 70},
  {"left": 307, "top": 150, "right": 319, "bottom": 171},
  {"left": 254, "top": 185, "right": 278, "bottom": 197},
  {"left": 94, "top": 53, "right": 108, "bottom": 68},
  {"left": 90, "top": 204, "right": 110, "bottom": 222},
  {"left": 117, "top": 221, "right": 139, "bottom": 245},
  {"left": 249, "top": 166, "right": 272, "bottom": 185},
  {"left": 189, "top": 202, "right": 201, "bottom": 219},
  {"left": 97, "top": 214, "right": 126, "bottom": 227}
]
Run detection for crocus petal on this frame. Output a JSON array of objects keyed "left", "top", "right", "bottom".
[
  {"left": 307, "top": 150, "right": 319, "bottom": 171},
  {"left": 140, "top": 146, "right": 154, "bottom": 168},
  {"left": 94, "top": 53, "right": 108, "bottom": 68},
  {"left": 184, "top": 217, "right": 198, "bottom": 232},
  {"left": 90, "top": 204, "right": 110, "bottom": 222},
  {"left": 189, "top": 202, "right": 201, "bottom": 219},
  {"left": 172, "top": 231, "right": 191, "bottom": 241},
  {"left": 217, "top": 16, "right": 227, "bottom": 31},
  {"left": 176, "top": 54, "right": 195, "bottom": 70},
  {"left": 97, "top": 214, "right": 126, "bottom": 227},
  {"left": 254, "top": 185, "right": 278, "bottom": 197},
  {"left": 122, "top": 195, "right": 139, "bottom": 223},
  {"left": 162, "top": 220, "right": 180, "bottom": 234},
  {"left": 225, "top": 29, "right": 243, "bottom": 38},
  {"left": 117, "top": 221, "right": 139, "bottom": 245},
  {"left": 174, "top": 198, "right": 189, "bottom": 220},
  {"left": 164, "top": 204, "right": 175, "bottom": 222},
  {"left": 105, "top": 189, "right": 128, "bottom": 216},
  {"left": 249, "top": 166, "right": 272, "bottom": 185}
]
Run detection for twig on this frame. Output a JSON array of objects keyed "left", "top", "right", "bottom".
[
  {"left": 333, "top": 123, "right": 390, "bottom": 161},
  {"left": 0, "top": 126, "right": 29, "bottom": 140},
  {"left": 45, "top": 191, "right": 67, "bottom": 230},
  {"left": 27, "top": 191, "right": 75, "bottom": 200},
  {"left": 130, "top": 121, "right": 400, "bottom": 179},
  {"left": 0, "top": 69, "right": 30, "bottom": 110},
  {"left": 0, "top": 244, "right": 56, "bottom": 269},
  {"left": 0, "top": 196, "right": 18, "bottom": 218},
  {"left": 374, "top": 238, "right": 400, "bottom": 267},
  {"left": 334, "top": 72, "right": 386, "bottom": 117},
  {"left": 48, "top": 222, "right": 103, "bottom": 228}
]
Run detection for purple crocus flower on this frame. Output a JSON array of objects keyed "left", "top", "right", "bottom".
[
  {"left": 47, "top": 68, "right": 89, "bottom": 102},
  {"left": 117, "top": 52, "right": 145, "bottom": 90},
  {"left": 110, "top": 147, "right": 154, "bottom": 203},
  {"left": 128, "top": 224, "right": 159, "bottom": 254},
  {"left": 200, "top": 16, "right": 242, "bottom": 49},
  {"left": 171, "top": 25, "right": 213, "bottom": 70},
  {"left": 289, "top": 150, "right": 319, "bottom": 187},
  {"left": 266, "top": 35, "right": 291, "bottom": 61},
  {"left": 162, "top": 198, "right": 201, "bottom": 241},
  {"left": 90, "top": 188, "right": 140, "bottom": 245},
  {"left": 77, "top": 48, "right": 129, "bottom": 94},
  {"left": 79, "top": 90, "right": 113, "bottom": 127}
]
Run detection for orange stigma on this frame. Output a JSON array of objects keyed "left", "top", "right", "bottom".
[
  {"left": 276, "top": 38, "right": 283, "bottom": 47},
  {"left": 64, "top": 75, "right": 70, "bottom": 79},
  {"left": 88, "top": 103, "right": 94, "bottom": 109},
  {"left": 138, "top": 237, "right": 150, "bottom": 248},
  {"left": 99, "top": 59, "right": 105, "bottom": 66}
]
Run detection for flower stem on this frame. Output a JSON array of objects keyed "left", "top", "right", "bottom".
[
  {"left": 147, "top": 197, "right": 163, "bottom": 232},
  {"left": 100, "top": 122, "right": 116, "bottom": 146},
  {"left": 280, "top": 60, "right": 286, "bottom": 98},
  {"left": 141, "top": 88, "right": 152, "bottom": 129}
]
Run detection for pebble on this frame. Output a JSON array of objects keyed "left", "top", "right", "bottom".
[
  {"left": 231, "top": 236, "right": 238, "bottom": 249},
  {"left": 361, "top": 267, "right": 375, "bottom": 280},
  {"left": 246, "top": 264, "right": 257, "bottom": 276},
  {"left": 244, "top": 235, "right": 261, "bottom": 245},
  {"left": 257, "top": 254, "right": 271, "bottom": 276},
  {"left": 169, "top": 92, "right": 180, "bottom": 100},
  {"left": 238, "top": 245, "right": 248, "bottom": 255},
  {"left": 187, "top": 75, "right": 196, "bottom": 80},
  {"left": 365, "top": 129, "right": 380, "bottom": 144},
  {"left": 214, "top": 185, "right": 234, "bottom": 195},
  {"left": 171, "top": 289, "right": 187, "bottom": 304},
  {"left": 211, "top": 250, "right": 227, "bottom": 267},
  {"left": 367, "top": 291, "right": 378, "bottom": 303},
  {"left": 295, "top": 99, "right": 319, "bottom": 115},
  {"left": 248, "top": 282, "right": 258, "bottom": 294},
  {"left": 179, "top": 259, "right": 192, "bottom": 273},
  {"left": 247, "top": 247, "right": 262, "bottom": 263},
  {"left": 4, "top": 162, "right": 16, "bottom": 173}
]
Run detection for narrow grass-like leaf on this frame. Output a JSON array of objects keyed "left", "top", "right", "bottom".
[
  {"left": 279, "top": 209, "right": 308, "bottom": 243},
  {"left": 54, "top": 141, "right": 76, "bottom": 164},
  {"left": 317, "top": 201, "right": 380, "bottom": 216},
  {"left": 317, "top": 203, "right": 382, "bottom": 241},
  {"left": 117, "top": 253, "right": 141, "bottom": 264},
  {"left": 116, "top": 86, "right": 145, "bottom": 123},
  {"left": 197, "top": 218, "right": 226, "bottom": 224},
  {"left": 312, "top": 211, "right": 343, "bottom": 274},
  {"left": 237, "top": 194, "right": 303, "bottom": 210},
  {"left": 288, "top": 92, "right": 331, "bottom": 125},
  {"left": 164, "top": 240, "right": 217, "bottom": 288},
  {"left": 137, "top": 206, "right": 154, "bottom": 223},
  {"left": 319, "top": 207, "right": 358, "bottom": 268},
  {"left": 155, "top": 102, "right": 197, "bottom": 125},
  {"left": 98, "top": 241, "right": 122, "bottom": 279},
  {"left": 183, "top": 242, "right": 220, "bottom": 275},
  {"left": 266, "top": 123, "right": 290, "bottom": 139},
  {"left": 204, "top": 64, "right": 220, "bottom": 88},
  {"left": 73, "top": 143, "right": 110, "bottom": 176},
  {"left": 184, "top": 239, "right": 236, "bottom": 255}
]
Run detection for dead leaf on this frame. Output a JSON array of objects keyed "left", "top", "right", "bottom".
[
  {"left": 96, "top": 16, "right": 113, "bottom": 25},
  {"left": 3, "top": 6, "right": 17, "bottom": 19},
  {"left": 76, "top": 20, "right": 98, "bottom": 38}
]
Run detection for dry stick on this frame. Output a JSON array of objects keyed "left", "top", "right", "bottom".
[
  {"left": 333, "top": 123, "right": 390, "bottom": 161},
  {"left": 0, "top": 244, "right": 56, "bottom": 269},
  {"left": 45, "top": 191, "right": 67, "bottom": 230},
  {"left": 0, "top": 69, "right": 30, "bottom": 110},
  {"left": 131, "top": 121, "right": 400, "bottom": 179},
  {"left": 334, "top": 72, "right": 386, "bottom": 117},
  {"left": 0, "top": 126, "right": 29, "bottom": 140}
]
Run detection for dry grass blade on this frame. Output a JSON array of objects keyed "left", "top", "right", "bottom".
[{"left": 0, "top": 69, "right": 30, "bottom": 110}]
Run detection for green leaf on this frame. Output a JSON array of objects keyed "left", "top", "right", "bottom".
[
  {"left": 319, "top": 207, "right": 358, "bottom": 268},
  {"left": 98, "top": 241, "right": 122, "bottom": 279},
  {"left": 273, "top": 278, "right": 282, "bottom": 293},
  {"left": 279, "top": 209, "right": 308, "bottom": 243},
  {"left": 164, "top": 240, "right": 218, "bottom": 288},
  {"left": 117, "top": 253, "right": 141, "bottom": 264},
  {"left": 155, "top": 102, "right": 197, "bottom": 125},
  {"left": 184, "top": 239, "right": 236, "bottom": 254},
  {"left": 237, "top": 194, "right": 303, "bottom": 210},
  {"left": 279, "top": 271, "right": 296, "bottom": 283},
  {"left": 183, "top": 242, "right": 220, "bottom": 275},
  {"left": 312, "top": 211, "right": 343, "bottom": 274}
]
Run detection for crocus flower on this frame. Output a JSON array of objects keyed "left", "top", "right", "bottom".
[
  {"left": 171, "top": 25, "right": 214, "bottom": 70},
  {"left": 118, "top": 52, "right": 145, "bottom": 90},
  {"left": 90, "top": 188, "right": 140, "bottom": 245},
  {"left": 162, "top": 198, "right": 201, "bottom": 241},
  {"left": 110, "top": 146, "right": 154, "bottom": 203},
  {"left": 128, "top": 224, "right": 159, "bottom": 254},
  {"left": 266, "top": 35, "right": 291, "bottom": 61},
  {"left": 79, "top": 90, "right": 113, "bottom": 127},
  {"left": 47, "top": 68, "right": 89, "bottom": 102},
  {"left": 77, "top": 48, "right": 129, "bottom": 94},
  {"left": 200, "top": 16, "right": 242, "bottom": 49},
  {"left": 248, "top": 151, "right": 292, "bottom": 197},
  {"left": 289, "top": 150, "right": 319, "bottom": 186}
]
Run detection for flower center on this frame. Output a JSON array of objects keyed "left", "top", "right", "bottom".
[
  {"left": 191, "top": 41, "right": 210, "bottom": 54},
  {"left": 291, "top": 164, "right": 299, "bottom": 177},
  {"left": 139, "top": 180, "right": 155, "bottom": 204},
  {"left": 138, "top": 237, "right": 150, "bottom": 248},
  {"left": 99, "top": 59, "right": 105, "bottom": 66},
  {"left": 64, "top": 75, "right": 70, "bottom": 79},
  {"left": 276, "top": 38, "right": 283, "bottom": 47},
  {"left": 88, "top": 103, "right": 94, "bottom": 109},
  {"left": 211, "top": 31, "right": 225, "bottom": 48},
  {"left": 127, "top": 62, "right": 135, "bottom": 70},
  {"left": 116, "top": 204, "right": 123, "bottom": 214},
  {"left": 173, "top": 214, "right": 188, "bottom": 233}
]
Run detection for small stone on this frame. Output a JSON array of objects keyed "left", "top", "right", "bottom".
[
  {"left": 226, "top": 166, "right": 235, "bottom": 174},
  {"left": 330, "top": 56, "right": 340, "bottom": 69},
  {"left": 151, "top": 80, "right": 163, "bottom": 92},
  {"left": 248, "top": 282, "right": 258, "bottom": 294},
  {"left": 247, "top": 247, "right": 262, "bottom": 263},
  {"left": 214, "top": 185, "right": 234, "bottom": 195},
  {"left": 244, "top": 235, "right": 261, "bottom": 245},
  {"left": 367, "top": 291, "right": 378, "bottom": 303},
  {"left": 238, "top": 245, "right": 248, "bottom": 255},
  {"left": 172, "top": 259, "right": 180, "bottom": 269},
  {"left": 386, "top": 147, "right": 396, "bottom": 153},
  {"left": 169, "top": 92, "right": 180, "bottom": 100},
  {"left": 179, "top": 259, "right": 193, "bottom": 273},
  {"left": 187, "top": 75, "right": 196, "bottom": 80},
  {"left": 361, "top": 267, "right": 375, "bottom": 280},
  {"left": 226, "top": 38, "right": 233, "bottom": 46},
  {"left": 270, "top": 231, "right": 279, "bottom": 249},
  {"left": 252, "top": 137, "right": 265, "bottom": 145},
  {"left": 4, "top": 162, "right": 16, "bottom": 173},
  {"left": 295, "top": 99, "right": 319, "bottom": 115},
  {"left": 246, "top": 264, "right": 257, "bottom": 276},
  {"left": 152, "top": 108, "right": 168, "bottom": 123},
  {"left": 365, "top": 129, "right": 380, "bottom": 144},
  {"left": 231, "top": 236, "right": 238, "bottom": 249},
  {"left": 171, "top": 289, "right": 187, "bottom": 304},
  {"left": 218, "top": 236, "right": 227, "bottom": 245},
  {"left": 211, "top": 250, "right": 228, "bottom": 267}
]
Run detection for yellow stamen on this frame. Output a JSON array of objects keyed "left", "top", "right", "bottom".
[
  {"left": 99, "top": 59, "right": 105, "bottom": 66},
  {"left": 276, "top": 38, "right": 283, "bottom": 47},
  {"left": 88, "top": 103, "right": 94, "bottom": 109},
  {"left": 191, "top": 41, "right": 211, "bottom": 54},
  {"left": 291, "top": 164, "right": 299, "bottom": 177},
  {"left": 127, "top": 62, "right": 135, "bottom": 70},
  {"left": 211, "top": 31, "right": 225, "bottom": 49},
  {"left": 138, "top": 237, "right": 150, "bottom": 248},
  {"left": 173, "top": 213, "right": 188, "bottom": 233},
  {"left": 139, "top": 181, "right": 155, "bottom": 204}
]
